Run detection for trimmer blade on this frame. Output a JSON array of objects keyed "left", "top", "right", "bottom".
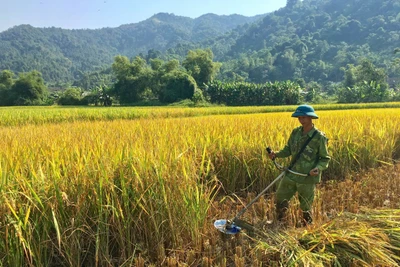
[{"left": 214, "top": 219, "right": 241, "bottom": 234}]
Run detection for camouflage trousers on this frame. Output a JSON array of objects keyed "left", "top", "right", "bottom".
[{"left": 275, "top": 175, "right": 316, "bottom": 212}]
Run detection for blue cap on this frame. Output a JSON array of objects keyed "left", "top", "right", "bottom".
[{"left": 291, "top": 105, "right": 318, "bottom": 119}]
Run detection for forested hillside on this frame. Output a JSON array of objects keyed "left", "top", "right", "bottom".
[
  {"left": 212, "top": 0, "right": 400, "bottom": 84},
  {"left": 0, "top": 13, "right": 263, "bottom": 83},
  {"left": 1, "top": 0, "right": 400, "bottom": 90}
]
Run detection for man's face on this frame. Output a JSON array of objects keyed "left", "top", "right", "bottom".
[{"left": 298, "top": 116, "right": 312, "bottom": 126}]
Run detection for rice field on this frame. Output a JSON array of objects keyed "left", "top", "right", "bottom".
[
  {"left": 0, "top": 102, "right": 399, "bottom": 126},
  {"left": 0, "top": 105, "right": 399, "bottom": 266}
]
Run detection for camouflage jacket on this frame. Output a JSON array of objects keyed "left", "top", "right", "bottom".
[{"left": 275, "top": 126, "right": 330, "bottom": 184}]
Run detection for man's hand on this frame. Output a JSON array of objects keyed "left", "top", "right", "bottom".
[
  {"left": 268, "top": 151, "right": 276, "bottom": 160},
  {"left": 266, "top": 147, "right": 276, "bottom": 160},
  {"left": 309, "top": 168, "right": 319, "bottom": 176}
]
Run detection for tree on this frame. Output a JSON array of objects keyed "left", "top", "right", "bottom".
[
  {"left": 272, "top": 49, "right": 298, "bottom": 81},
  {"left": 358, "top": 59, "right": 388, "bottom": 90},
  {"left": 145, "top": 49, "right": 162, "bottom": 62},
  {"left": 0, "top": 70, "right": 15, "bottom": 106},
  {"left": 148, "top": 59, "right": 182, "bottom": 100},
  {"left": 58, "top": 87, "right": 83, "bottom": 105},
  {"left": 73, "top": 68, "right": 113, "bottom": 91},
  {"left": 391, "top": 48, "right": 400, "bottom": 89},
  {"left": 182, "top": 49, "right": 221, "bottom": 88},
  {"left": 112, "top": 55, "right": 152, "bottom": 104},
  {"left": 150, "top": 58, "right": 164, "bottom": 71},
  {"left": 12, "top": 71, "right": 48, "bottom": 105},
  {"left": 81, "top": 84, "right": 113, "bottom": 106},
  {"left": 163, "top": 59, "right": 180, "bottom": 73},
  {"left": 338, "top": 59, "right": 390, "bottom": 103},
  {"left": 304, "top": 81, "right": 322, "bottom": 103},
  {"left": 159, "top": 71, "right": 197, "bottom": 103},
  {"left": 343, "top": 65, "right": 357, "bottom": 88},
  {"left": 112, "top": 55, "right": 132, "bottom": 81},
  {"left": 0, "top": 70, "right": 14, "bottom": 89}
]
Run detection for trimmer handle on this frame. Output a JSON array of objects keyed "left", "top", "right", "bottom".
[{"left": 266, "top": 146, "right": 308, "bottom": 177}]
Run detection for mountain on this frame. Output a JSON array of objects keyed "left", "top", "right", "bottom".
[
  {"left": 0, "top": 13, "right": 264, "bottom": 83},
  {"left": 214, "top": 0, "right": 400, "bottom": 83},
  {"left": 230, "top": 0, "right": 400, "bottom": 55},
  {"left": 1, "top": 0, "right": 400, "bottom": 86}
]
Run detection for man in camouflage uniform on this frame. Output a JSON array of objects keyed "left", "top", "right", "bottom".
[{"left": 268, "top": 105, "right": 330, "bottom": 225}]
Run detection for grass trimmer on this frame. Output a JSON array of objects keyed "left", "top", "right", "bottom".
[{"left": 214, "top": 147, "right": 308, "bottom": 235}]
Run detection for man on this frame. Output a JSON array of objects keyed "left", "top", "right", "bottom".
[{"left": 268, "top": 105, "right": 330, "bottom": 225}]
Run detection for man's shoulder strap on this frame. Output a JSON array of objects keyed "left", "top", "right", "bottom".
[{"left": 288, "top": 130, "right": 318, "bottom": 170}]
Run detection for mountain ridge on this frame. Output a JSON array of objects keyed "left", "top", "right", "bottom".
[
  {"left": 1, "top": 0, "right": 400, "bottom": 87},
  {"left": 0, "top": 12, "right": 265, "bottom": 82}
]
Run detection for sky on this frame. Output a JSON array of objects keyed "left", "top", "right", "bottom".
[{"left": 0, "top": 0, "right": 287, "bottom": 32}]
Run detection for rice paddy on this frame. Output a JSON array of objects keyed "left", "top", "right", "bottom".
[{"left": 0, "top": 105, "right": 399, "bottom": 266}]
